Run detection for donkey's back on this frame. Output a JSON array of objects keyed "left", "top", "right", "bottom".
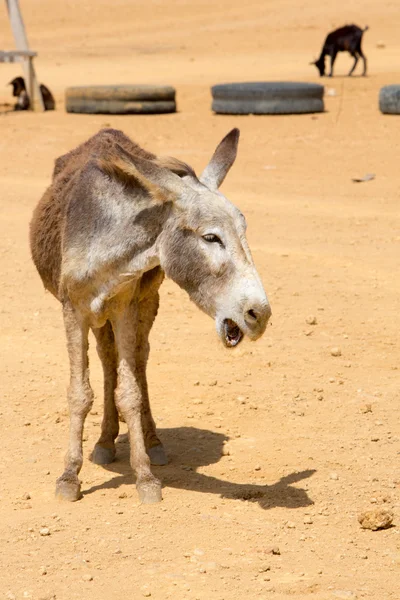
[{"left": 30, "top": 129, "right": 156, "bottom": 298}]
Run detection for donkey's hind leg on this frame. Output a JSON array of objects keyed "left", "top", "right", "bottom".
[
  {"left": 137, "top": 290, "right": 168, "bottom": 466},
  {"left": 56, "top": 302, "right": 93, "bottom": 501},
  {"left": 91, "top": 321, "right": 119, "bottom": 465}
]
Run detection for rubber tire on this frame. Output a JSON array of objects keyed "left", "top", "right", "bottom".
[
  {"left": 65, "top": 84, "right": 176, "bottom": 114},
  {"left": 379, "top": 85, "right": 400, "bottom": 114},
  {"left": 66, "top": 98, "right": 176, "bottom": 115},
  {"left": 211, "top": 82, "right": 324, "bottom": 115}
]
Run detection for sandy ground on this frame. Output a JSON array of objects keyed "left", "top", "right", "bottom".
[{"left": 0, "top": 1, "right": 399, "bottom": 599}]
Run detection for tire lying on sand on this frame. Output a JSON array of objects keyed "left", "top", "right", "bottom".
[
  {"left": 65, "top": 85, "right": 176, "bottom": 114},
  {"left": 211, "top": 82, "right": 324, "bottom": 115},
  {"left": 379, "top": 85, "right": 400, "bottom": 114}
]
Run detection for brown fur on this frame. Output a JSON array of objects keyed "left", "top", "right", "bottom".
[{"left": 30, "top": 127, "right": 270, "bottom": 504}]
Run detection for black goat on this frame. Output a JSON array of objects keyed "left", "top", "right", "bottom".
[
  {"left": 9, "top": 76, "right": 56, "bottom": 111},
  {"left": 311, "top": 25, "right": 368, "bottom": 77}
]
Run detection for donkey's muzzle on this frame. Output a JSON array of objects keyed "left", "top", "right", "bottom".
[{"left": 243, "top": 300, "right": 271, "bottom": 339}]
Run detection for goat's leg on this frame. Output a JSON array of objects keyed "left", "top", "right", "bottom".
[
  {"left": 348, "top": 53, "right": 359, "bottom": 76},
  {"left": 137, "top": 291, "right": 168, "bottom": 466},
  {"left": 56, "top": 302, "right": 93, "bottom": 501},
  {"left": 329, "top": 50, "right": 338, "bottom": 77},
  {"left": 359, "top": 51, "right": 367, "bottom": 76},
  {"left": 91, "top": 321, "right": 119, "bottom": 465},
  {"left": 112, "top": 300, "right": 162, "bottom": 504}
]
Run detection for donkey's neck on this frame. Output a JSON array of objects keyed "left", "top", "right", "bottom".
[{"left": 62, "top": 196, "right": 173, "bottom": 324}]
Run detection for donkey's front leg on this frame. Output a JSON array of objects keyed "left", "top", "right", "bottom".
[
  {"left": 56, "top": 302, "right": 93, "bottom": 501},
  {"left": 112, "top": 301, "right": 162, "bottom": 504}
]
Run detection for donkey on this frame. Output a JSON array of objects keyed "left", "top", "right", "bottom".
[
  {"left": 311, "top": 24, "right": 368, "bottom": 77},
  {"left": 30, "top": 128, "right": 271, "bottom": 504}
]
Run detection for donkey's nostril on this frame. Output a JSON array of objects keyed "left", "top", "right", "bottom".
[{"left": 246, "top": 309, "right": 258, "bottom": 322}]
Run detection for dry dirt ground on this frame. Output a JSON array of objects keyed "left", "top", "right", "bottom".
[{"left": 0, "top": 1, "right": 399, "bottom": 599}]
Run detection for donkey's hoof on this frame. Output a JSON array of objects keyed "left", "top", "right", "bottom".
[
  {"left": 137, "top": 479, "right": 162, "bottom": 504},
  {"left": 148, "top": 444, "right": 168, "bottom": 466},
  {"left": 55, "top": 477, "right": 81, "bottom": 502},
  {"left": 91, "top": 444, "right": 116, "bottom": 465}
]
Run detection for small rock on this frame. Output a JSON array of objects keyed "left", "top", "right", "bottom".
[
  {"left": 209, "top": 380, "right": 217, "bottom": 386},
  {"left": 286, "top": 521, "right": 296, "bottom": 529},
  {"left": 330, "top": 347, "right": 342, "bottom": 357},
  {"left": 24, "top": 421, "right": 31, "bottom": 427},
  {"left": 376, "top": 41, "right": 386, "bottom": 48},
  {"left": 258, "top": 564, "right": 271, "bottom": 573},
  {"left": 141, "top": 585, "right": 151, "bottom": 597},
  {"left": 271, "top": 546, "right": 281, "bottom": 555},
  {"left": 326, "top": 88, "right": 337, "bottom": 97},
  {"left": 304, "top": 516, "right": 313, "bottom": 525},
  {"left": 39, "top": 566, "right": 47, "bottom": 575},
  {"left": 360, "top": 403, "right": 372, "bottom": 414},
  {"left": 254, "top": 465, "right": 261, "bottom": 471},
  {"left": 22, "top": 492, "right": 31, "bottom": 500},
  {"left": 332, "top": 591, "right": 357, "bottom": 599},
  {"left": 306, "top": 315, "right": 317, "bottom": 325},
  {"left": 39, "top": 527, "right": 50, "bottom": 536},
  {"left": 330, "top": 472, "right": 339, "bottom": 481},
  {"left": 358, "top": 508, "right": 394, "bottom": 531},
  {"left": 6, "top": 593, "right": 16, "bottom": 600},
  {"left": 82, "top": 574, "right": 93, "bottom": 582},
  {"left": 370, "top": 436, "right": 379, "bottom": 442}
]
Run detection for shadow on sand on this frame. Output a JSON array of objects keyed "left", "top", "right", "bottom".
[{"left": 84, "top": 426, "right": 315, "bottom": 510}]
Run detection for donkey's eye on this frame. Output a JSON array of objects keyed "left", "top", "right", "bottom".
[{"left": 202, "top": 234, "right": 223, "bottom": 246}]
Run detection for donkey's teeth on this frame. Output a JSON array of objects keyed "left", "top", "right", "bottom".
[{"left": 223, "top": 319, "right": 243, "bottom": 347}]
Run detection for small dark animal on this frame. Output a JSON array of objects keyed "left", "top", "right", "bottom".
[
  {"left": 9, "top": 76, "right": 56, "bottom": 111},
  {"left": 311, "top": 25, "right": 369, "bottom": 77}
]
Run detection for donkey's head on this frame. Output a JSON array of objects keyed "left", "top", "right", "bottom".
[
  {"left": 112, "top": 130, "right": 271, "bottom": 347},
  {"left": 159, "top": 130, "right": 270, "bottom": 347}
]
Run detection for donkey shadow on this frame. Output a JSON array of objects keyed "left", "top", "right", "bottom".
[{"left": 84, "top": 427, "right": 315, "bottom": 509}]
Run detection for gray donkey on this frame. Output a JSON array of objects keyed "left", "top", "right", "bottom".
[{"left": 30, "top": 128, "right": 271, "bottom": 504}]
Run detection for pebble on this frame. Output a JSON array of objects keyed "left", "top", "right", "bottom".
[
  {"left": 258, "top": 564, "right": 271, "bottom": 573},
  {"left": 304, "top": 516, "right": 313, "bottom": 525},
  {"left": 370, "top": 436, "right": 379, "bottom": 442},
  {"left": 358, "top": 508, "right": 394, "bottom": 530},
  {"left": 332, "top": 591, "right": 357, "bottom": 599},
  {"left": 330, "top": 347, "right": 342, "bottom": 357},
  {"left": 376, "top": 41, "right": 386, "bottom": 48},
  {"left": 39, "top": 527, "right": 50, "bottom": 536},
  {"left": 306, "top": 315, "right": 317, "bottom": 325},
  {"left": 286, "top": 521, "right": 296, "bottom": 529},
  {"left": 360, "top": 403, "right": 372, "bottom": 414},
  {"left": 271, "top": 547, "right": 281, "bottom": 555},
  {"left": 209, "top": 380, "right": 217, "bottom": 386},
  {"left": 141, "top": 585, "right": 151, "bottom": 597},
  {"left": 39, "top": 566, "right": 47, "bottom": 575},
  {"left": 254, "top": 465, "right": 261, "bottom": 471},
  {"left": 82, "top": 574, "right": 93, "bottom": 582},
  {"left": 6, "top": 593, "right": 16, "bottom": 600},
  {"left": 330, "top": 472, "right": 339, "bottom": 481},
  {"left": 22, "top": 492, "right": 31, "bottom": 500}
]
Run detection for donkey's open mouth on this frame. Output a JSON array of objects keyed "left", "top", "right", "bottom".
[{"left": 223, "top": 318, "right": 244, "bottom": 347}]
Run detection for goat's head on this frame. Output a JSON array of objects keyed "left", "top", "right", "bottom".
[
  {"left": 8, "top": 76, "right": 26, "bottom": 97},
  {"left": 310, "top": 57, "right": 326, "bottom": 77},
  {"left": 115, "top": 130, "right": 271, "bottom": 347}
]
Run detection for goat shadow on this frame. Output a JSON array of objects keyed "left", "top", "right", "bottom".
[{"left": 84, "top": 426, "right": 315, "bottom": 510}]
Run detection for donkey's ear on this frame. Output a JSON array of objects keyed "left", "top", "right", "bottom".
[
  {"left": 99, "top": 143, "right": 189, "bottom": 201},
  {"left": 200, "top": 128, "right": 240, "bottom": 190}
]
